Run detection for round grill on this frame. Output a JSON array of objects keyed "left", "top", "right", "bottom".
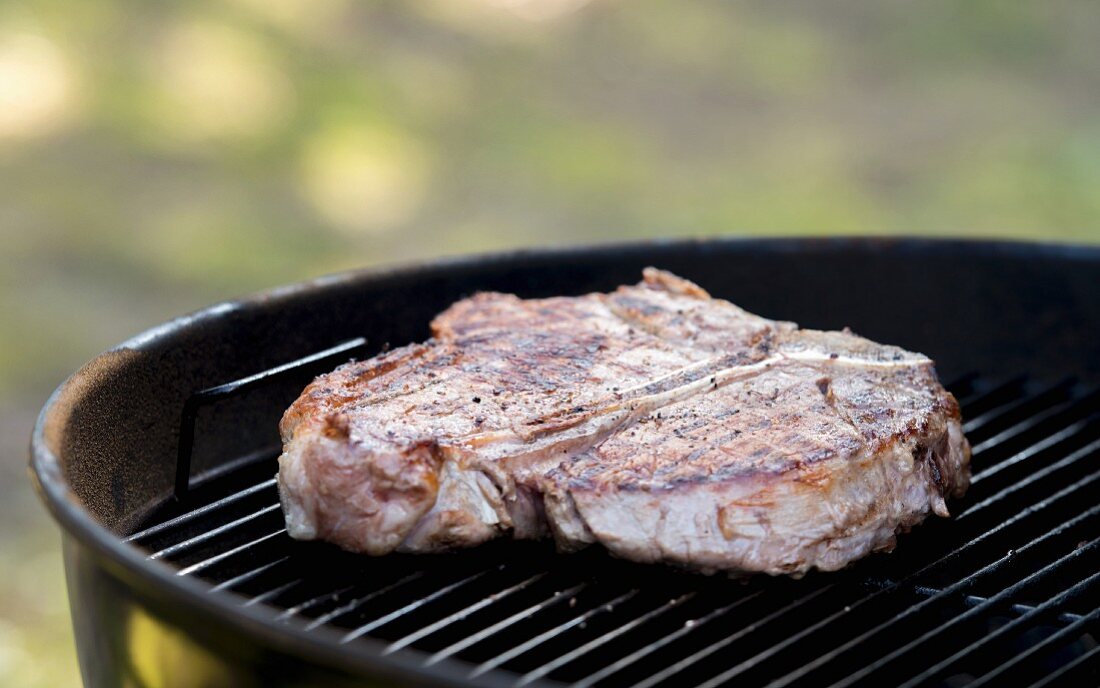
[{"left": 31, "top": 239, "right": 1100, "bottom": 687}]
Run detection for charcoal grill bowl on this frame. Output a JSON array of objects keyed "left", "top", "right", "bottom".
[{"left": 30, "top": 238, "right": 1100, "bottom": 687}]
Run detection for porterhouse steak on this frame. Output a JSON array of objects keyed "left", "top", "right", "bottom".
[{"left": 278, "top": 269, "right": 970, "bottom": 575}]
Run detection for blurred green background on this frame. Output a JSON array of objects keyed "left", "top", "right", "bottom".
[{"left": 2, "top": 1, "right": 1099, "bottom": 685}]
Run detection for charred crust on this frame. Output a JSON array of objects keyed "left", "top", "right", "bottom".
[
  {"left": 919, "top": 434, "right": 954, "bottom": 498},
  {"left": 941, "top": 391, "right": 963, "bottom": 420},
  {"left": 350, "top": 343, "right": 430, "bottom": 383},
  {"left": 320, "top": 412, "right": 351, "bottom": 440},
  {"left": 922, "top": 443, "right": 944, "bottom": 494}
]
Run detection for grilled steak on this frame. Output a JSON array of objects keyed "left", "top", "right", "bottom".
[{"left": 278, "top": 269, "right": 970, "bottom": 575}]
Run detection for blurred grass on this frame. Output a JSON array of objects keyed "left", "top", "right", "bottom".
[{"left": 1, "top": 1, "right": 1098, "bottom": 685}]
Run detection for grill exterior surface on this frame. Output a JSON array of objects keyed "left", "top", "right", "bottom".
[
  {"left": 130, "top": 372, "right": 1100, "bottom": 687},
  {"left": 30, "top": 239, "right": 1100, "bottom": 687}
]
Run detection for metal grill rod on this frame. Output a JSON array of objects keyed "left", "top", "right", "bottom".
[
  {"left": 630, "top": 585, "right": 834, "bottom": 688},
  {"left": 150, "top": 503, "right": 281, "bottom": 560},
  {"left": 277, "top": 584, "right": 356, "bottom": 621},
  {"left": 516, "top": 592, "right": 696, "bottom": 687},
  {"left": 968, "top": 389, "right": 1097, "bottom": 455},
  {"left": 972, "top": 413, "right": 1099, "bottom": 485},
  {"left": 968, "top": 606, "right": 1100, "bottom": 688},
  {"left": 128, "top": 478, "right": 278, "bottom": 543},
  {"left": 835, "top": 538, "right": 1100, "bottom": 688},
  {"left": 948, "top": 467, "right": 1100, "bottom": 559},
  {"left": 424, "top": 583, "right": 588, "bottom": 667},
  {"left": 176, "top": 529, "right": 286, "bottom": 577},
  {"left": 468, "top": 589, "right": 640, "bottom": 679},
  {"left": 571, "top": 590, "right": 765, "bottom": 688},
  {"left": 711, "top": 544, "right": 1098, "bottom": 688},
  {"left": 956, "top": 436, "right": 1100, "bottom": 521},
  {"left": 897, "top": 565, "right": 1100, "bottom": 688},
  {"left": 822, "top": 474, "right": 1097, "bottom": 687},
  {"left": 340, "top": 567, "right": 501, "bottom": 643},
  {"left": 962, "top": 379, "right": 1069, "bottom": 434},
  {"left": 383, "top": 573, "right": 547, "bottom": 654},
  {"left": 211, "top": 548, "right": 302, "bottom": 596},
  {"left": 720, "top": 444, "right": 1100, "bottom": 688},
  {"left": 174, "top": 337, "right": 367, "bottom": 499},
  {"left": 303, "top": 573, "right": 424, "bottom": 629},
  {"left": 210, "top": 557, "right": 289, "bottom": 593},
  {"left": 239, "top": 573, "right": 310, "bottom": 606},
  {"left": 730, "top": 500, "right": 1100, "bottom": 688},
  {"left": 244, "top": 580, "right": 301, "bottom": 608},
  {"left": 912, "top": 590, "right": 1086, "bottom": 625},
  {"left": 1026, "top": 643, "right": 1100, "bottom": 688}
]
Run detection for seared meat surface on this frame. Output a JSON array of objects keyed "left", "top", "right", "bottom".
[{"left": 278, "top": 269, "right": 970, "bottom": 575}]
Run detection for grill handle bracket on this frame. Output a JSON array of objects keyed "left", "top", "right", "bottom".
[{"left": 174, "top": 337, "right": 369, "bottom": 500}]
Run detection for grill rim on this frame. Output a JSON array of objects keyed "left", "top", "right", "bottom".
[{"left": 29, "top": 236, "right": 1100, "bottom": 687}]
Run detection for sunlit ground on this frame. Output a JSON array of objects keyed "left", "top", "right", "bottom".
[{"left": 3, "top": 1, "right": 1099, "bottom": 685}]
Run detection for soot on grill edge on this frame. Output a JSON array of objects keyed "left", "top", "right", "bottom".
[{"left": 128, "top": 371, "right": 1100, "bottom": 688}]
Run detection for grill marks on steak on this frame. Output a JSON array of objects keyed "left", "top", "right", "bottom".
[{"left": 278, "top": 269, "right": 970, "bottom": 575}]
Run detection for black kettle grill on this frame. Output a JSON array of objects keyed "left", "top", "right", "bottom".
[{"left": 31, "top": 238, "right": 1100, "bottom": 687}]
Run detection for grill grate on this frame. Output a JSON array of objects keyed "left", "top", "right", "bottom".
[{"left": 127, "top": 354, "right": 1100, "bottom": 687}]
